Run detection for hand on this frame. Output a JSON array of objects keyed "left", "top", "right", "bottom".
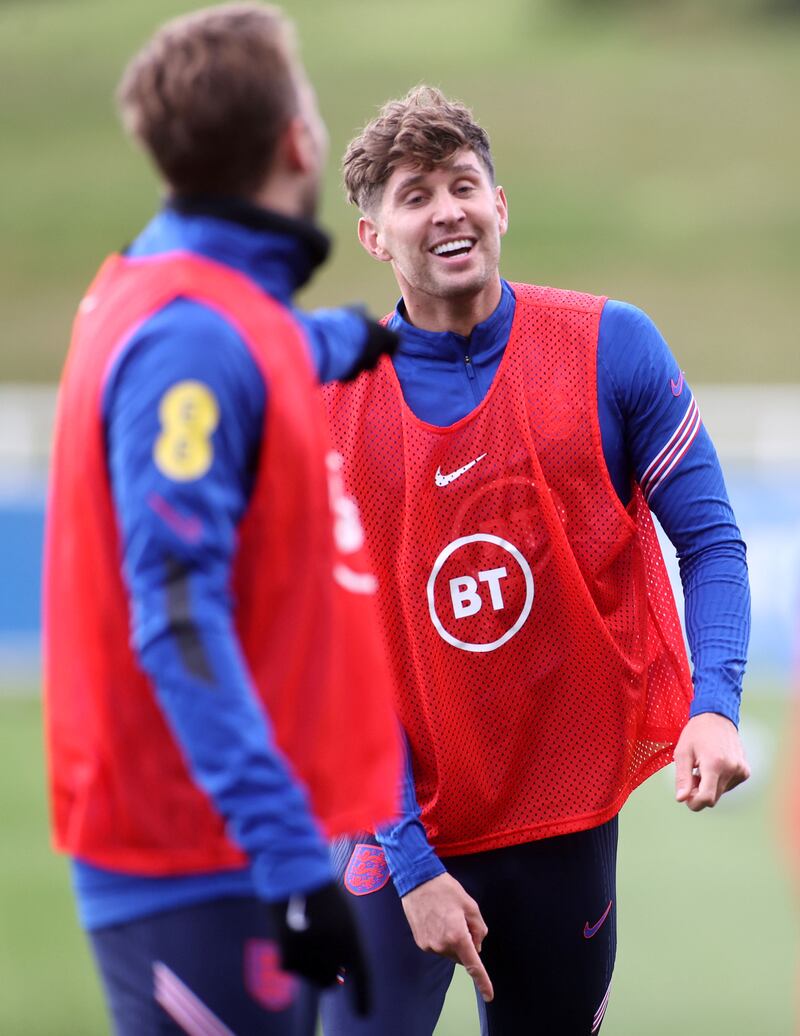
[
  {"left": 401, "top": 873, "right": 494, "bottom": 1002},
  {"left": 269, "top": 881, "right": 371, "bottom": 1016},
  {"left": 674, "top": 713, "right": 750, "bottom": 811},
  {"left": 340, "top": 318, "right": 400, "bottom": 381}
]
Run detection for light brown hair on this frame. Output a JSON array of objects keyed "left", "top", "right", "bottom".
[
  {"left": 342, "top": 86, "right": 495, "bottom": 214},
  {"left": 117, "top": 3, "right": 300, "bottom": 197}
]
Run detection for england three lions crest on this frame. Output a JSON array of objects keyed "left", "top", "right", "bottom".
[{"left": 344, "top": 843, "right": 391, "bottom": 896}]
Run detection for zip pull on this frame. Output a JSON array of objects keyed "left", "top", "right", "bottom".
[{"left": 464, "top": 354, "right": 476, "bottom": 380}]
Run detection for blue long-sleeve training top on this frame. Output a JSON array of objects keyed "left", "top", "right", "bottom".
[
  {"left": 375, "top": 278, "right": 751, "bottom": 897},
  {"left": 72, "top": 198, "right": 381, "bottom": 930}
]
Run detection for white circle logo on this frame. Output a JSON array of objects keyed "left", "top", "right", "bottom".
[{"left": 426, "top": 533, "right": 534, "bottom": 653}]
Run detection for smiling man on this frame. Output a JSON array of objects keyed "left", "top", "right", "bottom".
[{"left": 319, "top": 86, "right": 751, "bottom": 1036}]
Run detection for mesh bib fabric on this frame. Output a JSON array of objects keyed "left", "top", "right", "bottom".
[
  {"left": 44, "top": 252, "right": 401, "bottom": 872},
  {"left": 324, "top": 284, "right": 691, "bottom": 855}
]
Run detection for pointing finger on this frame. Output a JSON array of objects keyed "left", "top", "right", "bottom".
[{"left": 456, "top": 936, "right": 494, "bottom": 1003}]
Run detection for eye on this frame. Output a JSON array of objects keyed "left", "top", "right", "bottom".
[
  {"left": 455, "top": 182, "right": 476, "bottom": 196},
  {"left": 405, "top": 193, "right": 425, "bottom": 206}
]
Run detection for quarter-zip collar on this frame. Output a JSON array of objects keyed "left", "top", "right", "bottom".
[
  {"left": 388, "top": 280, "right": 516, "bottom": 368},
  {"left": 126, "top": 195, "right": 331, "bottom": 304}
]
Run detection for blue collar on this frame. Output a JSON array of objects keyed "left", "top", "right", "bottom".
[
  {"left": 389, "top": 281, "right": 516, "bottom": 364},
  {"left": 125, "top": 196, "right": 330, "bottom": 304}
]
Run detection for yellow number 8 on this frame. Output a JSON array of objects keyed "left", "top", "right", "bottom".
[{"left": 154, "top": 381, "right": 220, "bottom": 481}]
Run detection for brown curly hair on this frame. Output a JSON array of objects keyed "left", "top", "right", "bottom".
[{"left": 342, "top": 86, "right": 495, "bottom": 214}]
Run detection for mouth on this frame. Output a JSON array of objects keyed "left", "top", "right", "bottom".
[{"left": 429, "top": 237, "right": 476, "bottom": 260}]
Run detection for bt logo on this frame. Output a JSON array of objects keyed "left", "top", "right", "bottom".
[
  {"left": 449, "top": 567, "right": 509, "bottom": 619},
  {"left": 427, "top": 534, "right": 534, "bottom": 653}
]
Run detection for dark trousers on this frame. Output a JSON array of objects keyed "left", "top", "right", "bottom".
[
  {"left": 321, "top": 818, "right": 618, "bottom": 1036},
  {"left": 89, "top": 896, "right": 318, "bottom": 1035}
]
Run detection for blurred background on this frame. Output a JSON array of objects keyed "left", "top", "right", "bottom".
[{"left": 1, "top": 0, "right": 798, "bottom": 1032}]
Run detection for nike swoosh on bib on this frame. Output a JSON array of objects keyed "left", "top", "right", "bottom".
[{"left": 435, "top": 453, "right": 487, "bottom": 487}]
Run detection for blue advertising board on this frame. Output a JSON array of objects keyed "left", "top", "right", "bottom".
[{"left": 2, "top": 467, "right": 798, "bottom": 692}]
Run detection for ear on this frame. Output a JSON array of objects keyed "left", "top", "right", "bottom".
[
  {"left": 358, "top": 216, "right": 392, "bottom": 263},
  {"left": 282, "top": 115, "right": 316, "bottom": 175},
  {"left": 495, "top": 186, "right": 509, "bottom": 237}
]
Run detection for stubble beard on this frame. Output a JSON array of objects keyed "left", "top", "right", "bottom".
[
  {"left": 418, "top": 243, "right": 498, "bottom": 303},
  {"left": 298, "top": 175, "right": 321, "bottom": 223}
]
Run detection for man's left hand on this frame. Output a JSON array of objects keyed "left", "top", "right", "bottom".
[{"left": 674, "top": 713, "right": 750, "bottom": 811}]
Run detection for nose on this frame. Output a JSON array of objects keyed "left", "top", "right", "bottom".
[{"left": 432, "top": 190, "right": 466, "bottom": 225}]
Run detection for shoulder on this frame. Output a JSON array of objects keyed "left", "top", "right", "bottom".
[
  {"left": 598, "top": 300, "right": 682, "bottom": 413},
  {"left": 102, "top": 297, "right": 266, "bottom": 426},
  {"left": 599, "top": 300, "right": 670, "bottom": 366},
  {"left": 510, "top": 282, "right": 604, "bottom": 313}
]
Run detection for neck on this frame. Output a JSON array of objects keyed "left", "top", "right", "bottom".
[
  {"left": 252, "top": 173, "right": 313, "bottom": 222},
  {"left": 165, "top": 195, "right": 331, "bottom": 292},
  {"left": 400, "top": 276, "right": 503, "bottom": 337}
]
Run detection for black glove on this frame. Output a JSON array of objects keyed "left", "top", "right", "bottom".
[
  {"left": 269, "top": 881, "right": 371, "bottom": 1016},
  {"left": 340, "top": 317, "right": 400, "bottom": 381}
]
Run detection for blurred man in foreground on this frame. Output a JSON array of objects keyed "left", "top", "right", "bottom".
[
  {"left": 320, "top": 86, "right": 751, "bottom": 1035},
  {"left": 42, "top": 5, "right": 402, "bottom": 1033}
]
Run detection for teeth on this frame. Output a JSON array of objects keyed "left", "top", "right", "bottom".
[{"left": 432, "top": 239, "right": 473, "bottom": 256}]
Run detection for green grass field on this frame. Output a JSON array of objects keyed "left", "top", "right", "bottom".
[
  {"left": 1, "top": 691, "right": 796, "bottom": 1035},
  {"left": 1, "top": 0, "right": 799, "bottom": 383}
]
